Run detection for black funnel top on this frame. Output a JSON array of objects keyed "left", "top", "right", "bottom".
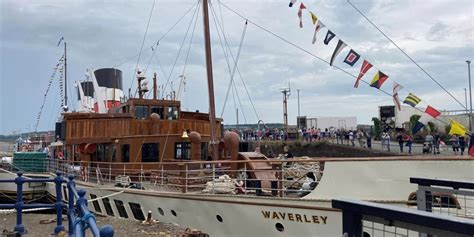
[
  {"left": 94, "top": 68, "right": 123, "bottom": 90},
  {"left": 77, "top": 81, "right": 94, "bottom": 100}
]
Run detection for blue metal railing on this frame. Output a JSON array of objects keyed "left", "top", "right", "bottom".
[
  {"left": 332, "top": 198, "right": 474, "bottom": 237},
  {"left": 0, "top": 171, "right": 114, "bottom": 236}
]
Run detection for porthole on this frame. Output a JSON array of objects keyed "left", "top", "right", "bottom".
[
  {"left": 275, "top": 222, "right": 284, "bottom": 232},
  {"left": 216, "top": 215, "right": 223, "bottom": 222},
  {"left": 158, "top": 207, "right": 164, "bottom": 216},
  {"left": 171, "top": 210, "right": 177, "bottom": 217}
]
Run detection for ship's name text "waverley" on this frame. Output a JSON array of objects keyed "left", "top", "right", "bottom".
[{"left": 261, "top": 211, "right": 328, "bottom": 224}]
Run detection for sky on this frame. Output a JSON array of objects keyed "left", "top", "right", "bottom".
[{"left": 0, "top": 0, "right": 473, "bottom": 135}]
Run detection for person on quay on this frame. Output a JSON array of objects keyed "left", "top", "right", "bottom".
[
  {"left": 404, "top": 132, "right": 413, "bottom": 155},
  {"left": 396, "top": 131, "right": 404, "bottom": 153}
]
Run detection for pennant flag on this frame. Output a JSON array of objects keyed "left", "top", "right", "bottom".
[
  {"left": 289, "top": 0, "right": 297, "bottom": 7},
  {"left": 312, "top": 21, "right": 325, "bottom": 44},
  {"left": 324, "top": 30, "right": 336, "bottom": 45},
  {"left": 57, "top": 36, "right": 64, "bottom": 47},
  {"left": 354, "top": 60, "right": 373, "bottom": 88},
  {"left": 403, "top": 93, "right": 421, "bottom": 107},
  {"left": 329, "top": 40, "right": 347, "bottom": 66},
  {"left": 343, "top": 49, "right": 360, "bottom": 66},
  {"left": 370, "top": 71, "right": 389, "bottom": 89},
  {"left": 449, "top": 120, "right": 466, "bottom": 136},
  {"left": 297, "top": 3, "right": 306, "bottom": 28},
  {"left": 392, "top": 82, "right": 403, "bottom": 111},
  {"left": 310, "top": 12, "right": 318, "bottom": 25},
  {"left": 412, "top": 121, "right": 425, "bottom": 134},
  {"left": 425, "top": 105, "right": 441, "bottom": 118}
]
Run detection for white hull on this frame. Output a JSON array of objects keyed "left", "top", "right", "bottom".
[{"left": 68, "top": 184, "right": 341, "bottom": 237}]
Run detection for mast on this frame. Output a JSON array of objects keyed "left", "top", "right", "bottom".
[
  {"left": 202, "top": 0, "right": 219, "bottom": 160},
  {"left": 64, "top": 41, "right": 68, "bottom": 111}
]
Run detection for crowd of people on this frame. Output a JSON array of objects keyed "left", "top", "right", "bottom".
[{"left": 229, "top": 126, "right": 469, "bottom": 156}]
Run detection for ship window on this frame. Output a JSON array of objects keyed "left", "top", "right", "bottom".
[
  {"left": 129, "top": 202, "right": 145, "bottom": 221},
  {"left": 151, "top": 106, "right": 164, "bottom": 119},
  {"left": 142, "top": 143, "right": 159, "bottom": 162},
  {"left": 174, "top": 142, "right": 191, "bottom": 160},
  {"left": 114, "top": 199, "right": 128, "bottom": 218},
  {"left": 102, "top": 198, "right": 114, "bottom": 216},
  {"left": 135, "top": 105, "right": 149, "bottom": 119},
  {"left": 90, "top": 194, "right": 102, "bottom": 213},
  {"left": 95, "top": 144, "right": 110, "bottom": 162},
  {"left": 121, "top": 144, "right": 130, "bottom": 163},
  {"left": 166, "top": 107, "right": 179, "bottom": 120},
  {"left": 201, "top": 142, "right": 209, "bottom": 161}
]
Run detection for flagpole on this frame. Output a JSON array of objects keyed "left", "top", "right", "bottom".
[
  {"left": 467, "top": 60, "right": 472, "bottom": 132},
  {"left": 64, "top": 41, "right": 67, "bottom": 111}
]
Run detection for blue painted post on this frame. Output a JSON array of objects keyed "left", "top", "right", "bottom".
[
  {"left": 76, "top": 189, "right": 87, "bottom": 237},
  {"left": 14, "top": 172, "right": 25, "bottom": 235},
  {"left": 67, "top": 175, "right": 76, "bottom": 237},
  {"left": 54, "top": 171, "right": 65, "bottom": 234},
  {"left": 100, "top": 225, "right": 115, "bottom": 237}
]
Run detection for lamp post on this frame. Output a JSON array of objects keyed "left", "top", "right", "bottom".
[{"left": 467, "top": 60, "right": 472, "bottom": 131}]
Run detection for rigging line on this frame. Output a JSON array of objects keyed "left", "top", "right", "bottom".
[
  {"left": 232, "top": 78, "right": 248, "bottom": 124},
  {"left": 162, "top": 0, "right": 201, "bottom": 96},
  {"left": 217, "top": 0, "right": 228, "bottom": 58},
  {"left": 219, "top": 2, "right": 451, "bottom": 127},
  {"left": 114, "top": 2, "right": 199, "bottom": 69},
  {"left": 219, "top": 19, "right": 247, "bottom": 117},
  {"left": 346, "top": 0, "right": 466, "bottom": 110},
  {"left": 144, "top": 42, "right": 160, "bottom": 74},
  {"left": 180, "top": 3, "right": 201, "bottom": 76},
  {"left": 129, "top": 0, "right": 157, "bottom": 92},
  {"left": 211, "top": 1, "right": 261, "bottom": 121},
  {"left": 177, "top": 0, "right": 201, "bottom": 99}
]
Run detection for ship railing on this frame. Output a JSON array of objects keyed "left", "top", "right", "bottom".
[
  {"left": 332, "top": 198, "right": 474, "bottom": 237},
  {"left": 48, "top": 158, "right": 323, "bottom": 198},
  {"left": 410, "top": 177, "right": 474, "bottom": 220}
]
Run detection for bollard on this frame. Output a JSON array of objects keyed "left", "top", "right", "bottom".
[
  {"left": 54, "top": 171, "right": 65, "bottom": 234},
  {"left": 14, "top": 172, "right": 26, "bottom": 235}
]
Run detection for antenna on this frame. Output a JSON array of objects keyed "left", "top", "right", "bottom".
[{"left": 281, "top": 81, "right": 291, "bottom": 140}]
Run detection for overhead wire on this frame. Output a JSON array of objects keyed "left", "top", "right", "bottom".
[
  {"left": 346, "top": 0, "right": 466, "bottom": 110},
  {"left": 209, "top": 1, "right": 261, "bottom": 122},
  {"left": 218, "top": 2, "right": 451, "bottom": 127},
  {"left": 162, "top": 1, "right": 202, "bottom": 97},
  {"left": 129, "top": 0, "right": 157, "bottom": 93},
  {"left": 113, "top": 2, "right": 199, "bottom": 69}
]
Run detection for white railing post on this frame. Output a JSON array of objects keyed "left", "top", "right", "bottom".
[
  {"left": 185, "top": 164, "right": 188, "bottom": 193},
  {"left": 161, "top": 166, "right": 164, "bottom": 186},
  {"left": 109, "top": 163, "right": 112, "bottom": 184},
  {"left": 244, "top": 163, "right": 247, "bottom": 195},
  {"left": 212, "top": 163, "right": 216, "bottom": 194}
]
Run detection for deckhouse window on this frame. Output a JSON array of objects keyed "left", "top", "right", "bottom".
[
  {"left": 166, "top": 107, "right": 179, "bottom": 120},
  {"left": 135, "top": 105, "right": 148, "bottom": 119},
  {"left": 95, "top": 144, "right": 110, "bottom": 162},
  {"left": 151, "top": 106, "right": 164, "bottom": 119},
  {"left": 174, "top": 142, "right": 191, "bottom": 160},
  {"left": 142, "top": 143, "right": 159, "bottom": 162},
  {"left": 121, "top": 144, "right": 130, "bottom": 163}
]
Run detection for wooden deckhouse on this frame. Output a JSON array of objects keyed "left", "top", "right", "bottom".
[{"left": 59, "top": 95, "right": 222, "bottom": 169}]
